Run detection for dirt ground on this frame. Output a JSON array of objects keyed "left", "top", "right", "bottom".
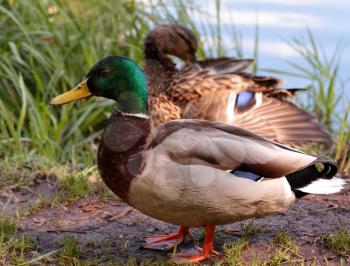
[{"left": 1, "top": 175, "right": 350, "bottom": 265}]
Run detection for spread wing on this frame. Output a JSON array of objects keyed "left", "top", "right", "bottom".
[
  {"left": 178, "top": 87, "right": 332, "bottom": 146},
  {"left": 232, "top": 95, "right": 333, "bottom": 146},
  {"left": 154, "top": 57, "right": 333, "bottom": 146}
]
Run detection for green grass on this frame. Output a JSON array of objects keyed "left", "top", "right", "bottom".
[
  {"left": 0, "top": 0, "right": 210, "bottom": 167},
  {"left": 0, "top": 217, "right": 40, "bottom": 265},
  {"left": 222, "top": 239, "right": 249, "bottom": 266},
  {"left": 269, "top": 231, "right": 304, "bottom": 265},
  {"left": 274, "top": 231, "right": 298, "bottom": 253},
  {"left": 269, "top": 248, "right": 291, "bottom": 266},
  {"left": 0, "top": 155, "right": 112, "bottom": 219},
  {"left": 58, "top": 171, "right": 90, "bottom": 201},
  {"left": 324, "top": 226, "right": 350, "bottom": 256},
  {"left": 0, "top": 153, "right": 111, "bottom": 214},
  {"left": 241, "top": 221, "right": 264, "bottom": 240},
  {"left": 19, "top": 196, "right": 56, "bottom": 217},
  {"left": 1, "top": 0, "right": 349, "bottom": 175},
  {"left": 59, "top": 234, "right": 81, "bottom": 258},
  {"left": 55, "top": 165, "right": 112, "bottom": 202},
  {"left": 0, "top": 0, "right": 222, "bottom": 167},
  {"left": 0, "top": 154, "right": 56, "bottom": 188},
  {"left": 0, "top": 217, "right": 17, "bottom": 240},
  {"left": 0, "top": 0, "right": 152, "bottom": 165}
]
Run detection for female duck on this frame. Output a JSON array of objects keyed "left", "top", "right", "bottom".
[
  {"left": 51, "top": 56, "right": 344, "bottom": 263},
  {"left": 144, "top": 24, "right": 332, "bottom": 146}
]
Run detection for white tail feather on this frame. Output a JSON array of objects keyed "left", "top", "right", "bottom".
[{"left": 299, "top": 177, "right": 346, "bottom": 194}]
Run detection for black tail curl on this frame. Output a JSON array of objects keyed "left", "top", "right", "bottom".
[{"left": 286, "top": 157, "right": 338, "bottom": 198}]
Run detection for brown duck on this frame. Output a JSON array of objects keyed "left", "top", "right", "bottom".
[
  {"left": 144, "top": 24, "right": 333, "bottom": 146},
  {"left": 50, "top": 56, "right": 344, "bottom": 263}
]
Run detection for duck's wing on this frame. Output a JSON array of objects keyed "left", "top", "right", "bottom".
[
  {"left": 169, "top": 57, "right": 301, "bottom": 102},
  {"left": 238, "top": 72, "right": 307, "bottom": 100},
  {"left": 196, "top": 57, "right": 293, "bottom": 98},
  {"left": 232, "top": 94, "right": 333, "bottom": 146},
  {"left": 149, "top": 119, "right": 337, "bottom": 180},
  {"left": 197, "top": 58, "right": 255, "bottom": 74},
  {"left": 166, "top": 67, "right": 255, "bottom": 105},
  {"left": 196, "top": 58, "right": 299, "bottom": 100},
  {"left": 166, "top": 68, "right": 332, "bottom": 146},
  {"left": 132, "top": 119, "right": 341, "bottom": 227},
  {"left": 166, "top": 59, "right": 299, "bottom": 107}
]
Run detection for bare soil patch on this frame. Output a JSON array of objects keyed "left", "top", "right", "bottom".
[{"left": 1, "top": 177, "right": 349, "bottom": 265}]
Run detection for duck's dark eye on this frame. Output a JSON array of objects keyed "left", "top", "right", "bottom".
[{"left": 98, "top": 68, "right": 111, "bottom": 77}]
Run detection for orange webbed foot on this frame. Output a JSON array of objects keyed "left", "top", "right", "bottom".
[
  {"left": 172, "top": 225, "right": 220, "bottom": 264},
  {"left": 172, "top": 246, "right": 221, "bottom": 263},
  {"left": 173, "top": 253, "right": 211, "bottom": 263},
  {"left": 143, "top": 226, "right": 193, "bottom": 251}
]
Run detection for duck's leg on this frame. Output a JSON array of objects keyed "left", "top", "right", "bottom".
[
  {"left": 143, "top": 226, "right": 193, "bottom": 251},
  {"left": 173, "top": 224, "right": 220, "bottom": 263}
]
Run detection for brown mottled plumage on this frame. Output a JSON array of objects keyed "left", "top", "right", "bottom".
[
  {"left": 143, "top": 24, "right": 332, "bottom": 146},
  {"left": 149, "top": 94, "right": 181, "bottom": 123}
]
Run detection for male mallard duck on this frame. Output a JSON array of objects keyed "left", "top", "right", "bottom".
[
  {"left": 144, "top": 24, "right": 333, "bottom": 146},
  {"left": 51, "top": 56, "right": 344, "bottom": 263}
]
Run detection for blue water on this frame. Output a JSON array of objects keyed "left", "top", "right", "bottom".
[{"left": 189, "top": 0, "right": 350, "bottom": 105}]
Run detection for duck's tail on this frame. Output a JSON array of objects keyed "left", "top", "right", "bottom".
[{"left": 285, "top": 158, "right": 345, "bottom": 198}]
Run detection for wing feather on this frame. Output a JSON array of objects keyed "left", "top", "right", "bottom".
[
  {"left": 151, "top": 120, "right": 317, "bottom": 178},
  {"left": 233, "top": 96, "right": 333, "bottom": 146},
  {"left": 179, "top": 91, "right": 333, "bottom": 146}
]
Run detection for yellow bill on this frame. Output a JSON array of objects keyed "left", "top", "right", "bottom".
[{"left": 50, "top": 79, "right": 91, "bottom": 105}]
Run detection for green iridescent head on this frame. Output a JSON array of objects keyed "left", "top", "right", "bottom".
[{"left": 50, "top": 56, "right": 148, "bottom": 114}]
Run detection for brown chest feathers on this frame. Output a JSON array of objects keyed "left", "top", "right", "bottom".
[{"left": 97, "top": 110, "right": 151, "bottom": 202}]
